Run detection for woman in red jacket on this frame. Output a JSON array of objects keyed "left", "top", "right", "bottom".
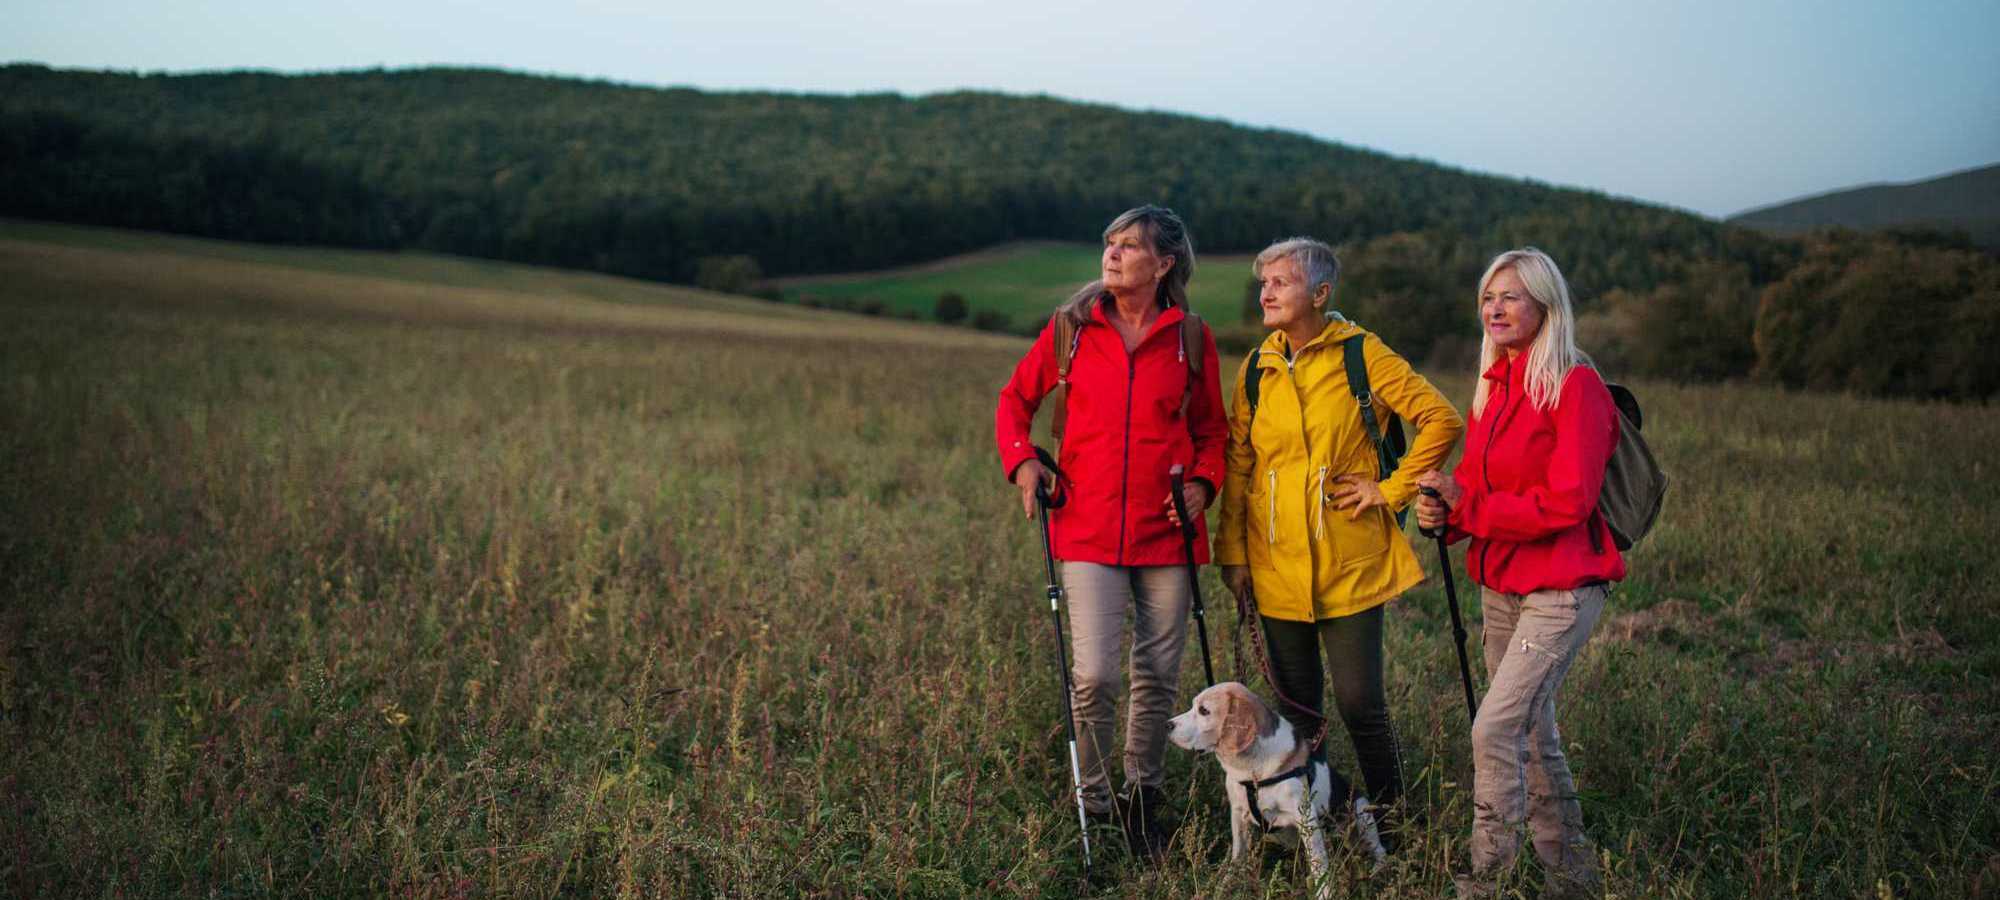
[
  {"left": 1414, "top": 248, "right": 1622, "bottom": 898},
  {"left": 994, "top": 205, "right": 1227, "bottom": 861}
]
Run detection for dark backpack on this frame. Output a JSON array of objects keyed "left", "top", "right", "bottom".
[
  {"left": 1593, "top": 382, "right": 1667, "bottom": 552},
  {"left": 1242, "top": 333, "right": 1410, "bottom": 524},
  {"left": 1047, "top": 310, "right": 1205, "bottom": 443}
]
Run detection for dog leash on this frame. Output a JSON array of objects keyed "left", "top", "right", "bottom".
[{"left": 1230, "top": 585, "right": 1329, "bottom": 754}]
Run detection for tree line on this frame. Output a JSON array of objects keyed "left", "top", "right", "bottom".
[
  {"left": 1300, "top": 224, "right": 1996, "bottom": 401},
  {"left": 1, "top": 65, "right": 1992, "bottom": 400}
]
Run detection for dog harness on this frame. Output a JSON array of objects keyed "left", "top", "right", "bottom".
[{"left": 1240, "top": 758, "right": 1317, "bottom": 832}]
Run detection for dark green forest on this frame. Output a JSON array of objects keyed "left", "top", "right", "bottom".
[{"left": 2, "top": 64, "right": 1994, "bottom": 399}]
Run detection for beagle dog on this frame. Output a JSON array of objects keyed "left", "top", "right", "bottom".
[{"left": 1168, "top": 682, "right": 1385, "bottom": 897}]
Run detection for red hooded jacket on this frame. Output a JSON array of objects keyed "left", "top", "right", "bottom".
[
  {"left": 1448, "top": 354, "right": 1627, "bottom": 594},
  {"left": 996, "top": 301, "right": 1227, "bottom": 566}
]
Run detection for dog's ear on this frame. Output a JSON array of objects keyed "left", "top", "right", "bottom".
[
  {"left": 1219, "top": 686, "right": 1260, "bottom": 756},
  {"left": 1251, "top": 688, "right": 1279, "bottom": 738}
]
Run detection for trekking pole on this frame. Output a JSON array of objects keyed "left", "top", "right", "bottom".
[
  {"left": 1419, "top": 486, "right": 1478, "bottom": 725},
  {"left": 1169, "top": 465, "right": 1217, "bottom": 686},
  {"left": 1031, "top": 448, "right": 1092, "bottom": 872}
]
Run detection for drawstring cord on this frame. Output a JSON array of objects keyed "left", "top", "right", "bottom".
[{"left": 1312, "top": 466, "right": 1329, "bottom": 541}]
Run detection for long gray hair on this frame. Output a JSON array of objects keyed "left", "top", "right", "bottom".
[{"left": 1057, "top": 205, "right": 1196, "bottom": 325}]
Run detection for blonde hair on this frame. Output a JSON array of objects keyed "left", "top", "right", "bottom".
[
  {"left": 1471, "top": 247, "right": 1588, "bottom": 418},
  {"left": 1058, "top": 205, "right": 1196, "bottom": 324}
]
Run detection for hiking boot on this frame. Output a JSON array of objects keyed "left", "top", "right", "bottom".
[
  {"left": 1082, "top": 803, "right": 1118, "bottom": 838},
  {"left": 1118, "top": 785, "right": 1173, "bottom": 864},
  {"left": 1544, "top": 863, "right": 1603, "bottom": 900},
  {"left": 1452, "top": 864, "right": 1501, "bottom": 899}
]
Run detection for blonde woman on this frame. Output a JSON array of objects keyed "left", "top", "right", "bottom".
[
  {"left": 1214, "top": 237, "right": 1463, "bottom": 848},
  {"left": 1414, "top": 248, "right": 1624, "bottom": 897}
]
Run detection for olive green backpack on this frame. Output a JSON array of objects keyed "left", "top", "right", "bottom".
[{"left": 1595, "top": 382, "right": 1668, "bottom": 552}]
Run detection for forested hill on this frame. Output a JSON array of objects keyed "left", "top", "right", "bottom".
[
  {"left": 14, "top": 64, "right": 1995, "bottom": 400},
  {"left": 1728, "top": 164, "right": 2000, "bottom": 249},
  {"left": 0, "top": 64, "right": 1776, "bottom": 298}
]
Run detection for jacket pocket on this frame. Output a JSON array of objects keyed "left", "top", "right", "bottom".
[
  {"left": 1246, "top": 524, "right": 1275, "bottom": 573},
  {"left": 1244, "top": 468, "right": 1278, "bottom": 547},
  {"left": 1322, "top": 498, "right": 1392, "bottom": 569}
]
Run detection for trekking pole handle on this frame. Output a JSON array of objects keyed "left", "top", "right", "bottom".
[
  {"left": 1169, "top": 465, "right": 1196, "bottom": 540},
  {"left": 1418, "top": 485, "right": 1449, "bottom": 539},
  {"left": 1033, "top": 445, "right": 1066, "bottom": 509}
]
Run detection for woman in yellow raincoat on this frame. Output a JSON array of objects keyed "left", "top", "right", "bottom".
[{"left": 1215, "top": 237, "right": 1464, "bottom": 846}]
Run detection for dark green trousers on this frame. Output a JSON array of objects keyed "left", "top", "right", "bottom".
[{"left": 1259, "top": 604, "right": 1405, "bottom": 811}]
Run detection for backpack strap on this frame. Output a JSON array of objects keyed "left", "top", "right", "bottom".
[
  {"left": 1181, "top": 311, "right": 1204, "bottom": 373},
  {"left": 1342, "top": 335, "right": 1394, "bottom": 480},
  {"left": 1345, "top": 334, "right": 1411, "bottom": 527},
  {"left": 1242, "top": 352, "right": 1261, "bottom": 420},
  {"left": 1238, "top": 334, "right": 1391, "bottom": 455},
  {"left": 1178, "top": 311, "right": 1204, "bottom": 421},
  {"left": 1048, "top": 313, "right": 1081, "bottom": 442}
]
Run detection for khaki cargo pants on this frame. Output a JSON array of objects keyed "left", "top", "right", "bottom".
[
  {"left": 1468, "top": 582, "right": 1607, "bottom": 888},
  {"left": 1061, "top": 562, "right": 1191, "bottom": 815}
]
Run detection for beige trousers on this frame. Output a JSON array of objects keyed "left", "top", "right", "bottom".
[
  {"left": 1468, "top": 583, "right": 1607, "bottom": 885},
  {"left": 1060, "top": 562, "right": 1191, "bottom": 815}
]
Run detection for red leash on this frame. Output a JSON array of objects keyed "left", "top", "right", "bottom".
[{"left": 1230, "top": 585, "right": 1329, "bottom": 753}]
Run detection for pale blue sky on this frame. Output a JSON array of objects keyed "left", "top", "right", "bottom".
[{"left": 7, "top": 0, "right": 1997, "bottom": 218}]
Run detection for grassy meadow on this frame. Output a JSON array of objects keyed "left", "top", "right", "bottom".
[
  {"left": 2, "top": 221, "right": 1996, "bottom": 898},
  {"left": 777, "top": 242, "right": 1259, "bottom": 331}
]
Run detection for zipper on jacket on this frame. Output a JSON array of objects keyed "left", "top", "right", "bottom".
[
  {"left": 1285, "top": 349, "right": 1321, "bottom": 565},
  {"left": 1312, "top": 466, "right": 1330, "bottom": 541},
  {"left": 1475, "top": 373, "right": 1517, "bottom": 588},
  {"left": 1117, "top": 350, "right": 1135, "bottom": 564}
]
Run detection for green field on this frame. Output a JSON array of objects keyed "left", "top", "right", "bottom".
[
  {"left": 2, "top": 221, "right": 1995, "bottom": 897},
  {"left": 778, "top": 242, "right": 1260, "bottom": 333}
]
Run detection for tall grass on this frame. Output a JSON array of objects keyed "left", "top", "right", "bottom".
[{"left": 1, "top": 226, "right": 1994, "bottom": 897}]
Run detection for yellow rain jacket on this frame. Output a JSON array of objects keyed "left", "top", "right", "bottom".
[{"left": 1215, "top": 319, "right": 1464, "bottom": 622}]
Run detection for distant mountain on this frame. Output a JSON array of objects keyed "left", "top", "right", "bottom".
[
  {"left": 1728, "top": 164, "right": 2000, "bottom": 248},
  {"left": 0, "top": 64, "right": 1780, "bottom": 299}
]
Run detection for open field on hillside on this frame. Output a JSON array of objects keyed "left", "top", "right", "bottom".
[
  {"left": 0, "top": 220, "right": 1022, "bottom": 345},
  {"left": 778, "top": 242, "right": 1259, "bottom": 331},
  {"left": 2, "top": 223, "right": 1996, "bottom": 897}
]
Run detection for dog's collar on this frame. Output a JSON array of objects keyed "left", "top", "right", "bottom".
[{"left": 1240, "top": 760, "right": 1316, "bottom": 832}]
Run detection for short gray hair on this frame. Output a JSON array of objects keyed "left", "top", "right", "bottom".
[{"left": 1254, "top": 237, "right": 1341, "bottom": 315}]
